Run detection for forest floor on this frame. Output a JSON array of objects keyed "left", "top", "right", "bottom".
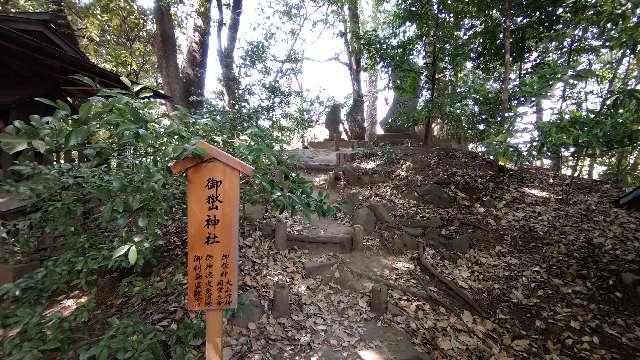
[
  {"left": 22, "top": 145, "right": 640, "bottom": 359},
  {"left": 186, "top": 146, "right": 640, "bottom": 359}
]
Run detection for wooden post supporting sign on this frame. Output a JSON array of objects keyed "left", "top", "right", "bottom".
[{"left": 170, "top": 141, "right": 253, "bottom": 360}]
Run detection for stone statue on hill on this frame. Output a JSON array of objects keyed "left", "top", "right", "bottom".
[
  {"left": 380, "top": 59, "right": 421, "bottom": 134},
  {"left": 324, "top": 103, "right": 343, "bottom": 141}
]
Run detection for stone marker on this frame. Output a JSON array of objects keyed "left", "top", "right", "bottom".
[
  {"left": 352, "top": 207, "right": 376, "bottom": 233},
  {"left": 272, "top": 281, "right": 290, "bottom": 319},
  {"left": 262, "top": 220, "right": 275, "bottom": 237},
  {"left": 244, "top": 203, "right": 265, "bottom": 222},
  {"left": 342, "top": 165, "right": 361, "bottom": 186},
  {"left": 231, "top": 289, "right": 264, "bottom": 328},
  {"left": 371, "top": 284, "right": 388, "bottom": 315}
]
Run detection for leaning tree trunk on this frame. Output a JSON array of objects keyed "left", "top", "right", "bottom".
[
  {"left": 216, "top": 0, "right": 243, "bottom": 110},
  {"left": 181, "top": 0, "right": 213, "bottom": 109},
  {"left": 499, "top": 0, "right": 512, "bottom": 129},
  {"left": 342, "top": 0, "right": 366, "bottom": 140}
]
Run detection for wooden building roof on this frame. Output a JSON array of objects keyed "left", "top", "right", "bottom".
[{"left": 0, "top": 12, "right": 168, "bottom": 104}]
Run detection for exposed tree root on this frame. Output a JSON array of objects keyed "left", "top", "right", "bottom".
[{"left": 417, "top": 240, "right": 484, "bottom": 316}]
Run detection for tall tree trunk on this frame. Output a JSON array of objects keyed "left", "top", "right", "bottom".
[
  {"left": 342, "top": 0, "right": 366, "bottom": 140},
  {"left": 365, "top": 71, "right": 378, "bottom": 141},
  {"left": 535, "top": 97, "right": 544, "bottom": 167},
  {"left": 550, "top": 34, "right": 578, "bottom": 174},
  {"left": 364, "top": 1, "right": 379, "bottom": 142},
  {"left": 614, "top": 149, "right": 628, "bottom": 184},
  {"left": 422, "top": 0, "right": 439, "bottom": 147},
  {"left": 182, "top": 0, "right": 213, "bottom": 109},
  {"left": 153, "top": 0, "right": 213, "bottom": 111},
  {"left": 499, "top": 0, "right": 512, "bottom": 129},
  {"left": 153, "top": 0, "right": 186, "bottom": 108},
  {"left": 550, "top": 154, "right": 562, "bottom": 173},
  {"left": 587, "top": 158, "right": 595, "bottom": 179},
  {"left": 216, "top": 0, "right": 243, "bottom": 110},
  {"left": 570, "top": 147, "right": 584, "bottom": 177}
]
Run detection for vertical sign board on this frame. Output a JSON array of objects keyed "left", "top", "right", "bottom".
[
  {"left": 170, "top": 141, "right": 253, "bottom": 360},
  {"left": 186, "top": 160, "right": 239, "bottom": 311}
]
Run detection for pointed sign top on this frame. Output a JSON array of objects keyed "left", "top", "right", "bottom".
[{"left": 169, "top": 141, "right": 254, "bottom": 176}]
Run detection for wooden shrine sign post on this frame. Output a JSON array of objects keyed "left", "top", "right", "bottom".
[{"left": 170, "top": 141, "right": 253, "bottom": 360}]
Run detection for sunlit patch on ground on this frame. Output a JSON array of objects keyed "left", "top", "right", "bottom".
[
  {"left": 43, "top": 291, "right": 89, "bottom": 318},
  {"left": 357, "top": 349, "right": 384, "bottom": 359},
  {"left": 522, "top": 187, "right": 551, "bottom": 198},
  {"left": 359, "top": 159, "right": 382, "bottom": 170}
]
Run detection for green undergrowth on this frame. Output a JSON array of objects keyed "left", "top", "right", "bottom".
[
  {"left": 0, "top": 81, "right": 341, "bottom": 358},
  {"left": 0, "top": 229, "right": 204, "bottom": 359}
]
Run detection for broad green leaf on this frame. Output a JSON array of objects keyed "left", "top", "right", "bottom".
[
  {"left": 128, "top": 245, "right": 138, "bottom": 265},
  {"left": 55, "top": 100, "right": 71, "bottom": 114},
  {"left": 120, "top": 76, "right": 132, "bottom": 89},
  {"left": 70, "top": 74, "right": 96, "bottom": 88},
  {"left": 78, "top": 102, "right": 91, "bottom": 121},
  {"left": 112, "top": 244, "right": 131, "bottom": 259},
  {"left": 68, "top": 127, "right": 91, "bottom": 147},
  {"left": 137, "top": 215, "right": 148, "bottom": 228},
  {"left": 35, "top": 97, "right": 57, "bottom": 108},
  {"left": 0, "top": 133, "right": 29, "bottom": 154},
  {"left": 31, "top": 140, "right": 47, "bottom": 153}
]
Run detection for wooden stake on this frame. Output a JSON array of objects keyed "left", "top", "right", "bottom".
[
  {"left": 326, "top": 171, "right": 337, "bottom": 191},
  {"left": 206, "top": 310, "right": 223, "bottom": 360},
  {"left": 272, "top": 281, "right": 290, "bottom": 318},
  {"left": 275, "top": 221, "right": 287, "bottom": 250},
  {"left": 352, "top": 225, "right": 364, "bottom": 252}
]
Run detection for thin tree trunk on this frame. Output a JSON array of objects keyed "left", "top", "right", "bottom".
[
  {"left": 629, "top": 149, "right": 640, "bottom": 176},
  {"left": 153, "top": 0, "right": 186, "bottom": 108},
  {"left": 570, "top": 147, "right": 584, "bottom": 177},
  {"left": 181, "top": 0, "right": 213, "bottom": 109},
  {"left": 535, "top": 97, "right": 544, "bottom": 167},
  {"left": 551, "top": 34, "right": 578, "bottom": 174},
  {"left": 614, "top": 149, "right": 628, "bottom": 184},
  {"left": 216, "top": 0, "right": 243, "bottom": 110},
  {"left": 587, "top": 158, "right": 595, "bottom": 179},
  {"left": 422, "top": 0, "right": 439, "bottom": 147},
  {"left": 499, "top": 0, "right": 512, "bottom": 129},
  {"left": 342, "top": 0, "right": 365, "bottom": 140},
  {"left": 365, "top": 71, "right": 378, "bottom": 141},
  {"left": 364, "top": 1, "right": 379, "bottom": 142}
]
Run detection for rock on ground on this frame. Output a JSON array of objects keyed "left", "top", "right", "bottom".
[
  {"left": 353, "top": 207, "right": 377, "bottom": 233},
  {"left": 368, "top": 202, "right": 393, "bottom": 223},
  {"left": 416, "top": 183, "right": 454, "bottom": 208},
  {"left": 230, "top": 289, "right": 264, "bottom": 328}
]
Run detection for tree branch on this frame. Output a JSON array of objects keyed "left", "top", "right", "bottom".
[{"left": 303, "top": 55, "right": 348, "bottom": 67}]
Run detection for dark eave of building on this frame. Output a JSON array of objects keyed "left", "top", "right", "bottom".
[{"left": 0, "top": 13, "right": 170, "bottom": 101}]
